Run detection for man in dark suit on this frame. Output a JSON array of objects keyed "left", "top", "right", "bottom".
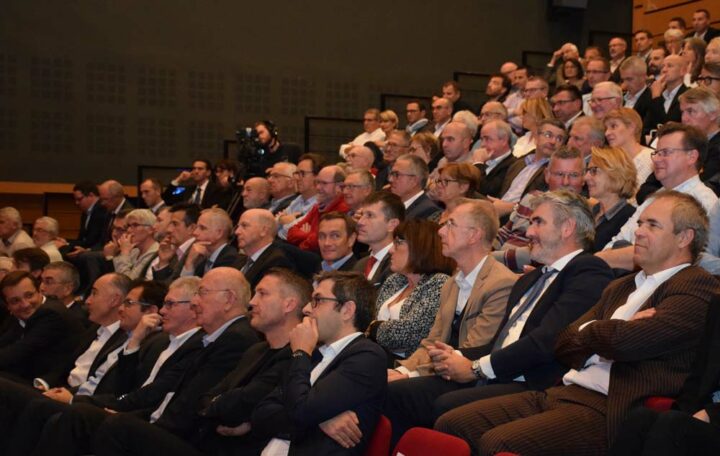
[
  {"left": 64, "top": 181, "right": 108, "bottom": 253},
  {"left": 688, "top": 9, "right": 720, "bottom": 43},
  {"left": 180, "top": 208, "right": 243, "bottom": 277},
  {"left": 495, "top": 119, "right": 567, "bottom": 220},
  {"left": 550, "top": 84, "right": 584, "bottom": 130},
  {"left": 139, "top": 178, "right": 167, "bottom": 215},
  {"left": 436, "top": 191, "right": 718, "bottom": 455},
  {"left": 251, "top": 270, "right": 387, "bottom": 455},
  {"left": 267, "top": 162, "right": 299, "bottom": 215},
  {"left": 40, "top": 261, "right": 90, "bottom": 328},
  {"left": 0, "top": 271, "right": 84, "bottom": 382},
  {"left": 149, "top": 203, "right": 199, "bottom": 284},
  {"left": 620, "top": 57, "right": 652, "bottom": 122},
  {"left": 385, "top": 191, "right": 613, "bottom": 443},
  {"left": 643, "top": 54, "right": 688, "bottom": 135},
  {"left": 318, "top": 212, "right": 358, "bottom": 272},
  {"left": 390, "top": 154, "right": 439, "bottom": 220},
  {"left": 235, "top": 209, "right": 294, "bottom": 290},
  {"left": 88, "top": 267, "right": 259, "bottom": 455},
  {"left": 608, "top": 37, "right": 628, "bottom": 84},
  {"left": 474, "top": 120, "right": 519, "bottom": 198},
  {"left": 163, "top": 159, "right": 229, "bottom": 210},
  {"left": 354, "top": 191, "right": 405, "bottom": 288},
  {"left": 678, "top": 87, "right": 720, "bottom": 194}
]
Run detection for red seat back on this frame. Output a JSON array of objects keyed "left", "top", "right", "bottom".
[
  {"left": 644, "top": 396, "right": 675, "bottom": 412},
  {"left": 364, "top": 415, "right": 392, "bottom": 456},
  {"left": 393, "top": 427, "right": 470, "bottom": 456}
]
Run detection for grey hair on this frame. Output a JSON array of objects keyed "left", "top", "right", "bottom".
[{"left": 530, "top": 189, "right": 595, "bottom": 250}]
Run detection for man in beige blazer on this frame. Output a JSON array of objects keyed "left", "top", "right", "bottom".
[{"left": 385, "top": 197, "right": 517, "bottom": 443}]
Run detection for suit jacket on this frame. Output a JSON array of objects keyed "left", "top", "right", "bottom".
[
  {"left": 460, "top": 253, "right": 614, "bottom": 390},
  {"left": 240, "top": 241, "right": 295, "bottom": 290},
  {"left": 477, "top": 153, "right": 519, "bottom": 198},
  {"left": 643, "top": 84, "right": 688, "bottom": 135},
  {"left": 554, "top": 265, "right": 719, "bottom": 444},
  {"left": 252, "top": 336, "right": 387, "bottom": 455},
  {"left": 163, "top": 180, "right": 230, "bottom": 210},
  {"left": 688, "top": 27, "right": 720, "bottom": 43},
  {"left": 404, "top": 192, "right": 440, "bottom": 220},
  {"left": 133, "top": 317, "right": 259, "bottom": 437},
  {"left": 193, "top": 244, "right": 244, "bottom": 277},
  {"left": 67, "top": 300, "right": 91, "bottom": 329},
  {"left": 151, "top": 240, "right": 195, "bottom": 284},
  {"left": 700, "top": 131, "right": 720, "bottom": 195},
  {"left": 498, "top": 153, "right": 548, "bottom": 200},
  {"left": 72, "top": 202, "right": 109, "bottom": 250},
  {"left": 0, "top": 298, "right": 84, "bottom": 382},
  {"left": 354, "top": 252, "right": 392, "bottom": 289},
  {"left": 104, "top": 331, "right": 169, "bottom": 397},
  {"left": 628, "top": 87, "right": 652, "bottom": 125},
  {"left": 400, "top": 256, "right": 517, "bottom": 374}
]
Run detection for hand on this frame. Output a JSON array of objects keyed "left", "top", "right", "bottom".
[
  {"left": 299, "top": 222, "right": 311, "bottom": 233},
  {"left": 185, "top": 241, "right": 210, "bottom": 268},
  {"left": 54, "top": 237, "right": 69, "bottom": 248},
  {"left": 522, "top": 265, "right": 536, "bottom": 274},
  {"left": 103, "top": 408, "right": 118, "bottom": 414},
  {"left": 428, "top": 342, "right": 475, "bottom": 383},
  {"left": 175, "top": 170, "right": 192, "bottom": 183},
  {"left": 128, "top": 313, "right": 163, "bottom": 350},
  {"left": 216, "top": 422, "right": 251, "bottom": 437},
  {"left": 550, "top": 49, "right": 563, "bottom": 63},
  {"left": 472, "top": 147, "right": 492, "bottom": 164},
  {"left": 103, "top": 241, "right": 118, "bottom": 258},
  {"left": 693, "top": 409, "right": 710, "bottom": 423},
  {"left": 117, "top": 233, "right": 135, "bottom": 255},
  {"left": 290, "top": 317, "right": 319, "bottom": 355},
  {"left": 278, "top": 213, "right": 299, "bottom": 225},
  {"left": 650, "top": 74, "right": 666, "bottom": 98},
  {"left": 631, "top": 308, "right": 656, "bottom": 321},
  {"left": 43, "top": 387, "right": 73, "bottom": 404},
  {"left": 66, "top": 246, "right": 87, "bottom": 258},
  {"left": 388, "top": 369, "right": 409, "bottom": 383},
  {"left": 320, "top": 411, "right": 362, "bottom": 449},
  {"left": 156, "top": 237, "right": 176, "bottom": 266}
]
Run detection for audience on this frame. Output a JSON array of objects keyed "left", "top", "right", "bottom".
[{"left": 432, "top": 163, "right": 482, "bottom": 224}]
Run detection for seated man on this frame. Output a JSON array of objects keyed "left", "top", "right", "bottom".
[
  {"left": 252, "top": 270, "right": 387, "bottom": 455},
  {"left": 32, "top": 216, "right": 63, "bottom": 262},
  {"left": 339, "top": 109, "right": 386, "bottom": 158},
  {"left": 181, "top": 208, "right": 242, "bottom": 277},
  {"left": 436, "top": 191, "right": 720, "bottom": 455},
  {"left": 40, "top": 261, "right": 89, "bottom": 326},
  {"left": 318, "top": 212, "right": 358, "bottom": 272},
  {"left": 267, "top": 162, "right": 298, "bottom": 215},
  {"left": 344, "top": 145, "right": 376, "bottom": 174},
  {"left": 589, "top": 81, "right": 623, "bottom": 121},
  {"left": 0, "top": 207, "right": 34, "bottom": 257},
  {"left": 0, "top": 271, "right": 84, "bottom": 383},
  {"left": 277, "top": 153, "right": 322, "bottom": 239},
  {"left": 341, "top": 170, "right": 375, "bottom": 218},
  {"left": 234, "top": 208, "right": 294, "bottom": 290},
  {"left": 63, "top": 181, "right": 108, "bottom": 254},
  {"left": 287, "top": 165, "right": 349, "bottom": 252},
  {"left": 240, "top": 177, "right": 271, "bottom": 211},
  {"left": 389, "top": 154, "right": 440, "bottom": 220},
  {"left": 163, "top": 159, "right": 229, "bottom": 209},
  {"left": 643, "top": 54, "right": 688, "bottom": 136},
  {"left": 139, "top": 178, "right": 167, "bottom": 215},
  {"left": 472, "top": 120, "right": 519, "bottom": 198},
  {"left": 149, "top": 203, "right": 199, "bottom": 284},
  {"left": 12, "top": 248, "right": 50, "bottom": 279},
  {"left": 494, "top": 147, "right": 585, "bottom": 272}
]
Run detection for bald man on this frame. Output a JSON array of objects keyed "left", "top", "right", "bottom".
[
  {"left": 345, "top": 145, "right": 376, "bottom": 173},
  {"left": 235, "top": 209, "right": 294, "bottom": 289},
  {"left": 241, "top": 177, "right": 271, "bottom": 211},
  {"left": 644, "top": 54, "right": 688, "bottom": 135},
  {"left": 182, "top": 208, "right": 242, "bottom": 277}
]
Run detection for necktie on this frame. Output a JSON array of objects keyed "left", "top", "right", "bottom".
[
  {"left": 364, "top": 256, "right": 378, "bottom": 278},
  {"left": 492, "top": 267, "right": 556, "bottom": 351},
  {"left": 240, "top": 258, "right": 254, "bottom": 274},
  {"left": 192, "top": 188, "right": 202, "bottom": 205},
  {"left": 204, "top": 259, "right": 214, "bottom": 274}
]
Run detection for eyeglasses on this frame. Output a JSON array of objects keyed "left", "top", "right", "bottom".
[
  {"left": 588, "top": 96, "right": 619, "bottom": 104},
  {"left": 314, "top": 179, "right": 337, "bottom": 186},
  {"left": 651, "top": 147, "right": 692, "bottom": 158},
  {"left": 697, "top": 76, "right": 720, "bottom": 85},
  {"left": 389, "top": 171, "right": 416, "bottom": 179},
  {"left": 293, "top": 170, "right": 314, "bottom": 177},
  {"left": 268, "top": 173, "right": 293, "bottom": 180},
  {"left": 549, "top": 171, "right": 582, "bottom": 179},
  {"left": 41, "top": 277, "right": 70, "bottom": 286},
  {"left": 162, "top": 299, "right": 192, "bottom": 309},
  {"left": 195, "top": 287, "right": 231, "bottom": 297},
  {"left": 386, "top": 142, "right": 409, "bottom": 149},
  {"left": 310, "top": 295, "right": 341, "bottom": 308},
  {"left": 435, "top": 178, "right": 459, "bottom": 187},
  {"left": 440, "top": 219, "right": 476, "bottom": 231},
  {"left": 586, "top": 166, "right": 601, "bottom": 176},
  {"left": 539, "top": 131, "right": 567, "bottom": 142},
  {"left": 123, "top": 299, "right": 152, "bottom": 307},
  {"left": 341, "top": 183, "right": 371, "bottom": 191}
]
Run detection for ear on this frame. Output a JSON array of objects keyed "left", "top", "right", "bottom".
[
  {"left": 387, "top": 218, "right": 401, "bottom": 233},
  {"left": 559, "top": 217, "right": 577, "bottom": 241},
  {"left": 675, "top": 228, "right": 695, "bottom": 251},
  {"left": 544, "top": 167, "right": 551, "bottom": 185},
  {"left": 341, "top": 300, "right": 357, "bottom": 324}
]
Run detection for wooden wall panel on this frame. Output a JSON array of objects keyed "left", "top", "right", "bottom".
[{"left": 633, "top": 0, "right": 720, "bottom": 47}]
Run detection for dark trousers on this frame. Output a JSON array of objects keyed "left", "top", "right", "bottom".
[
  {"left": 6, "top": 396, "right": 71, "bottom": 456},
  {"left": 610, "top": 407, "right": 720, "bottom": 456},
  {"left": 435, "top": 385, "right": 608, "bottom": 456},
  {"left": 384, "top": 375, "right": 527, "bottom": 447},
  {"left": 0, "top": 377, "right": 45, "bottom": 452}
]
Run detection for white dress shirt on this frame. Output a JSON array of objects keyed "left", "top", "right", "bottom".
[{"left": 66, "top": 321, "right": 121, "bottom": 387}]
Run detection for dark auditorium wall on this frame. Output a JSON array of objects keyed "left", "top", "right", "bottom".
[{"left": 0, "top": 0, "right": 631, "bottom": 184}]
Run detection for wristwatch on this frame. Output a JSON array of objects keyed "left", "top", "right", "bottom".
[{"left": 471, "top": 359, "right": 486, "bottom": 380}]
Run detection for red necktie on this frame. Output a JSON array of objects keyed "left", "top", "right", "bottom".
[{"left": 364, "top": 256, "right": 377, "bottom": 278}]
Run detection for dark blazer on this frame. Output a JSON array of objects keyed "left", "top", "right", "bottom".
[
  {"left": 269, "top": 194, "right": 297, "bottom": 216},
  {"left": 460, "top": 253, "right": 614, "bottom": 390},
  {"left": 628, "top": 87, "right": 652, "bottom": 125},
  {"left": 477, "top": 153, "right": 519, "bottom": 198},
  {"left": 252, "top": 336, "right": 388, "bottom": 455},
  {"left": 593, "top": 202, "right": 636, "bottom": 252},
  {"left": 66, "top": 300, "right": 91, "bottom": 329},
  {"left": 104, "top": 331, "right": 169, "bottom": 397},
  {"left": 555, "top": 266, "right": 719, "bottom": 444},
  {"left": 688, "top": 27, "right": 720, "bottom": 42},
  {"left": 151, "top": 241, "right": 195, "bottom": 284},
  {"left": 354, "top": 252, "right": 392, "bottom": 289},
  {"left": 0, "top": 299, "right": 84, "bottom": 382},
  {"left": 239, "top": 241, "right": 296, "bottom": 290},
  {"left": 72, "top": 202, "right": 109, "bottom": 250},
  {"left": 700, "top": 131, "right": 720, "bottom": 196},
  {"left": 643, "top": 84, "right": 688, "bottom": 135},
  {"left": 130, "top": 317, "right": 259, "bottom": 437},
  {"left": 163, "top": 180, "right": 230, "bottom": 210},
  {"left": 404, "top": 192, "right": 441, "bottom": 220},
  {"left": 498, "top": 153, "right": 548, "bottom": 199},
  {"left": 193, "top": 244, "right": 244, "bottom": 277}
]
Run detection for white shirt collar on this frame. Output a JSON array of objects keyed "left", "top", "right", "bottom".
[
  {"left": 318, "top": 332, "right": 362, "bottom": 360},
  {"left": 169, "top": 326, "right": 201, "bottom": 346},
  {"left": 403, "top": 190, "right": 425, "bottom": 208},
  {"left": 248, "top": 241, "right": 273, "bottom": 261},
  {"left": 203, "top": 315, "right": 244, "bottom": 347},
  {"left": 372, "top": 242, "right": 393, "bottom": 261},
  {"left": 547, "top": 249, "right": 584, "bottom": 271},
  {"left": 455, "top": 255, "right": 488, "bottom": 289},
  {"left": 635, "top": 263, "right": 690, "bottom": 289}
]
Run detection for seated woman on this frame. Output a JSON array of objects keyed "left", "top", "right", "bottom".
[
  {"left": 431, "top": 163, "right": 482, "bottom": 225},
  {"left": 585, "top": 146, "right": 638, "bottom": 251},
  {"left": 112, "top": 209, "right": 159, "bottom": 279},
  {"left": 562, "top": 58, "right": 585, "bottom": 90},
  {"left": 366, "top": 218, "right": 455, "bottom": 362},
  {"left": 512, "top": 98, "right": 554, "bottom": 158},
  {"left": 604, "top": 107, "right": 654, "bottom": 189}
]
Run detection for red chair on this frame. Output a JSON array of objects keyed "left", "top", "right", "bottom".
[
  {"left": 644, "top": 396, "right": 675, "bottom": 412},
  {"left": 393, "top": 427, "right": 470, "bottom": 456},
  {"left": 495, "top": 453, "right": 520, "bottom": 456},
  {"left": 364, "top": 415, "right": 392, "bottom": 456}
]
